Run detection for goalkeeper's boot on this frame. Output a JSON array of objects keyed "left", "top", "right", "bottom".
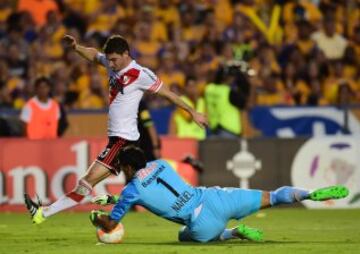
[
  {"left": 309, "top": 185, "right": 349, "bottom": 201},
  {"left": 24, "top": 193, "right": 46, "bottom": 224},
  {"left": 236, "top": 224, "right": 263, "bottom": 242}
]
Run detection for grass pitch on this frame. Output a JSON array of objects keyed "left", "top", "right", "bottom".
[{"left": 0, "top": 208, "right": 359, "bottom": 254}]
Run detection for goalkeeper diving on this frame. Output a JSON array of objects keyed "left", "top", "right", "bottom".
[{"left": 90, "top": 145, "right": 349, "bottom": 243}]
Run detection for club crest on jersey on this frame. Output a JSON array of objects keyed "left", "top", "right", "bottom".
[
  {"left": 122, "top": 75, "right": 130, "bottom": 85},
  {"left": 108, "top": 68, "right": 140, "bottom": 104}
]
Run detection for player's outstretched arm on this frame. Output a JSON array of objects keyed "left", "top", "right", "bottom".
[
  {"left": 157, "top": 85, "right": 208, "bottom": 128},
  {"left": 63, "top": 34, "right": 99, "bottom": 62}
]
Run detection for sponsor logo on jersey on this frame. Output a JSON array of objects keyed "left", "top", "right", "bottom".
[{"left": 137, "top": 162, "right": 158, "bottom": 181}]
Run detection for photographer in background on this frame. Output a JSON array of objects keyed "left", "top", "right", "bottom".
[{"left": 204, "top": 61, "right": 251, "bottom": 138}]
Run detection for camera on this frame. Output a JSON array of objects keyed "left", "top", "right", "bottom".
[{"left": 224, "top": 60, "right": 256, "bottom": 77}]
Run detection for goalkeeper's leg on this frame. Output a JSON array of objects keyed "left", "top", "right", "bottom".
[{"left": 263, "top": 185, "right": 349, "bottom": 208}]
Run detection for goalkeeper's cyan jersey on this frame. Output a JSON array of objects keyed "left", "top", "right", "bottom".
[{"left": 110, "top": 159, "right": 204, "bottom": 225}]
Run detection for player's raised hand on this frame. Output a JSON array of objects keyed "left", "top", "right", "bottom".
[
  {"left": 91, "top": 194, "right": 114, "bottom": 206},
  {"left": 191, "top": 111, "right": 208, "bottom": 128},
  {"left": 63, "top": 34, "right": 77, "bottom": 49}
]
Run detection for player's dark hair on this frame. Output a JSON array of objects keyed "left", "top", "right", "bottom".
[
  {"left": 103, "top": 35, "right": 129, "bottom": 55},
  {"left": 115, "top": 145, "right": 146, "bottom": 172},
  {"left": 34, "top": 76, "right": 52, "bottom": 90}
]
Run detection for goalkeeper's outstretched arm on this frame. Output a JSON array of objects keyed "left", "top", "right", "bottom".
[
  {"left": 92, "top": 194, "right": 120, "bottom": 205},
  {"left": 90, "top": 210, "right": 118, "bottom": 232}
]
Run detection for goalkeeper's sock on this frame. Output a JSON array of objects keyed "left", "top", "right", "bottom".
[
  {"left": 219, "top": 229, "right": 235, "bottom": 241},
  {"left": 270, "top": 186, "right": 309, "bottom": 206}
]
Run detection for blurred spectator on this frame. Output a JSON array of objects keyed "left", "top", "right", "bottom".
[
  {"left": 132, "top": 22, "right": 162, "bottom": 69},
  {"left": 337, "top": 81, "right": 355, "bottom": 106},
  {"left": 312, "top": 17, "right": 348, "bottom": 60},
  {"left": 17, "top": 0, "right": 58, "bottom": 27},
  {"left": 155, "top": 0, "right": 181, "bottom": 30},
  {"left": 295, "top": 20, "right": 317, "bottom": 57},
  {"left": 235, "top": 0, "right": 282, "bottom": 45},
  {"left": 157, "top": 51, "right": 185, "bottom": 91},
  {"left": 176, "top": 6, "right": 204, "bottom": 44},
  {"left": 78, "top": 71, "right": 107, "bottom": 109},
  {"left": 0, "top": 1, "right": 12, "bottom": 25},
  {"left": 169, "top": 76, "right": 206, "bottom": 140},
  {"left": 283, "top": 0, "right": 322, "bottom": 25},
  {"left": 281, "top": 63, "right": 305, "bottom": 105},
  {"left": 0, "top": 80, "right": 12, "bottom": 108},
  {"left": 254, "top": 68, "right": 293, "bottom": 106},
  {"left": 0, "top": 0, "right": 358, "bottom": 117},
  {"left": 87, "top": 0, "right": 125, "bottom": 37},
  {"left": 323, "top": 61, "right": 344, "bottom": 103},
  {"left": 304, "top": 60, "right": 328, "bottom": 106},
  {"left": 19, "top": 77, "right": 60, "bottom": 139},
  {"left": 138, "top": 5, "right": 168, "bottom": 43},
  {"left": 7, "top": 44, "right": 28, "bottom": 78}
]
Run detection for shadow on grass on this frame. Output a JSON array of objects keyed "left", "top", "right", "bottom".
[{"left": 119, "top": 239, "right": 359, "bottom": 247}]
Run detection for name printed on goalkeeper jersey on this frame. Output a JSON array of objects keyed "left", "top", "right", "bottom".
[{"left": 171, "top": 191, "right": 194, "bottom": 212}]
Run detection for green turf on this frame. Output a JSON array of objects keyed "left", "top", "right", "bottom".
[{"left": 0, "top": 208, "right": 359, "bottom": 254}]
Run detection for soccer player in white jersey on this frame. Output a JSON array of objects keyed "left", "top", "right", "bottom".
[{"left": 24, "top": 34, "right": 208, "bottom": 224}]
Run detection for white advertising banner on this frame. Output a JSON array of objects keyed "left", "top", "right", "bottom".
[{"left": 291, "top": 136, "right": 360, "bottom": 208}]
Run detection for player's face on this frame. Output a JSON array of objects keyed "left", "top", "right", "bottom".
[{"left": 106, "top": 52, "right": 128, "bottom": 72}]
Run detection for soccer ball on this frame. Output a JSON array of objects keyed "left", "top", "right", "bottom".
[{"left": 96, "top": 223, "right": 125, "bottom": 244}]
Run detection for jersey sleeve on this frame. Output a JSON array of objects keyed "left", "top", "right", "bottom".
[
  {"left": 95, "top": 52, "right": 109, "bottom": 68},
  {"left": 138, "top": 68, "right": 163, "bottom": 93},
  {"left": 109, "top": 182, "right": 140, "bottom": 222}
]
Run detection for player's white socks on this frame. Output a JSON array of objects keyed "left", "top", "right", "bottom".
[
  {"left": 42, "top": 196, "right": 78, "bottom": 217},
  {"left": 42, "top": 179, "right": 92, "bottom": 218}
]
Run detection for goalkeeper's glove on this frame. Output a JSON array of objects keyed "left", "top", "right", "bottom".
[
  {"left": 91, "top": 194, "right": 120, "bottom": 205},
  {"left": 89, "top": 209, "right": 109, "bottom": 226}
]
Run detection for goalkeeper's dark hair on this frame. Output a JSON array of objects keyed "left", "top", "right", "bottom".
[
  {"left": 115, "top": 145, "right": 146, "bottom": 172},
  {"left": 103, "top": 35, "right": 129, "bottom": 55}
]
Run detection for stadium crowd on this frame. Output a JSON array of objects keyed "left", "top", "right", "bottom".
[{"left": 0, "top": 0, "right": 359, "bottom": 112}]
